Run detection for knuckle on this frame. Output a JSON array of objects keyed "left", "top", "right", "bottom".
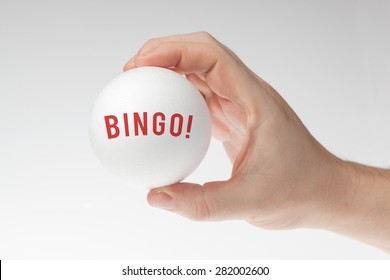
[
  {"left": 192, "top": 189, "right": 214, "bottom": 221},
  {"left": 140, "top": 37, "right": 160, "bottom": 51},
  {"left": 198, "top": 32, "right": 226, "bottom": 56},
  {"left": 197, "top": 31, "right": 215, "bottom": 42},
  {"left": 193, "top": 198, "right": 212, "bottom": 221}
]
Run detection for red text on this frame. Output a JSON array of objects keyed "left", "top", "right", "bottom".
[{"left": 104, "top": 112, "right": 193, "bottom": 139}]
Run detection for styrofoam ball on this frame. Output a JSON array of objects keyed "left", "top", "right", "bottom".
[{"left": 90, "top": 66, "right": 211, "bottom": 188}]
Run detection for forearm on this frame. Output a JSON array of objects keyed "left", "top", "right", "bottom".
[{"left": 324, "top": 161, "right": 390, "bottom": 252}]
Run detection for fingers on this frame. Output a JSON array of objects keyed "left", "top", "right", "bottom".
[
  {"left": 123, "top": 32, "right": 274, "bottom": 114},
  {"left": 126, "top": 42, "right": 267, "bottom": 113},
  {"left": 132, "top": 41, "right": 220, "bottom": 75},
  {"left": 136, "top": 31, "right": 216, "bottom": 56},
  {"left": 123, "top": 32, "right": 217, "bottom": 72},
  {"left": 147, "top": 180, "right": 254, "bottom": 221}
]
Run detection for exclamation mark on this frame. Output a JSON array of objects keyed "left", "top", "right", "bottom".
[{"left": 185, "top": 115, "right": 193, "bottom": 139}]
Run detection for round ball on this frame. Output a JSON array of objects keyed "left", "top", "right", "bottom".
[{"left": 90, "top": 66, "right": 212, "bottom": 189}]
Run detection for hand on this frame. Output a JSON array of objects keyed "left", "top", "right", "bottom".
[
  {"left": 124, "top": 32, "right": 390, "bottom": 251},
  {"left": 123, "top": 32, "right": 342, "bottom": 227}
]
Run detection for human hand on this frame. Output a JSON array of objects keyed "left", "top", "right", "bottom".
[{"left": 123, "top": 32, "right": 347, "bottom": 230}]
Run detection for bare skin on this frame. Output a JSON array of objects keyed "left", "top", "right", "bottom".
[{"left": 124, "top": 32, "right": 390, "bottom": 252}]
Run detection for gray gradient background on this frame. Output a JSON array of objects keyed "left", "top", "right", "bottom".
[{"left": 1, "top": 0, "right": 389, "bottom": 259}]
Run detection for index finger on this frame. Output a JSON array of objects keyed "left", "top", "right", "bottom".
[{"left": 125, "top": 40, "right": 270, "bottom": 112}]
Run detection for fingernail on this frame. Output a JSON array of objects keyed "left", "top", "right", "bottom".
[{"left": 149, "top": 191, "right": 174, "bottom": 210}]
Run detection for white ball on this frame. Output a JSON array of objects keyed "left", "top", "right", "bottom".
[{"left": 90, "top": 66, "right": 212, "bottom": 189}]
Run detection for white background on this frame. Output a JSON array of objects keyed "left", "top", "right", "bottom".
[{"left": 0, "top": 0, "right": 389, "bottom": 259}]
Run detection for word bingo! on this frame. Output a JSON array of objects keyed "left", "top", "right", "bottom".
[{"left": 104, "top": 112, "right": 194, "bottom": 139}]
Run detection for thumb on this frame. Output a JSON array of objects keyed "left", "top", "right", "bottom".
[{"left": 147, "top": 180, "right": 252, "bottom": 221}]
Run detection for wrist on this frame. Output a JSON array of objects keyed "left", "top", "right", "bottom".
[
  {"left": 299, "top": 155, "right": 353, "bottom": 229},
  {"left": 315, "top": 159, "right": 390, "bottom": 251}
]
